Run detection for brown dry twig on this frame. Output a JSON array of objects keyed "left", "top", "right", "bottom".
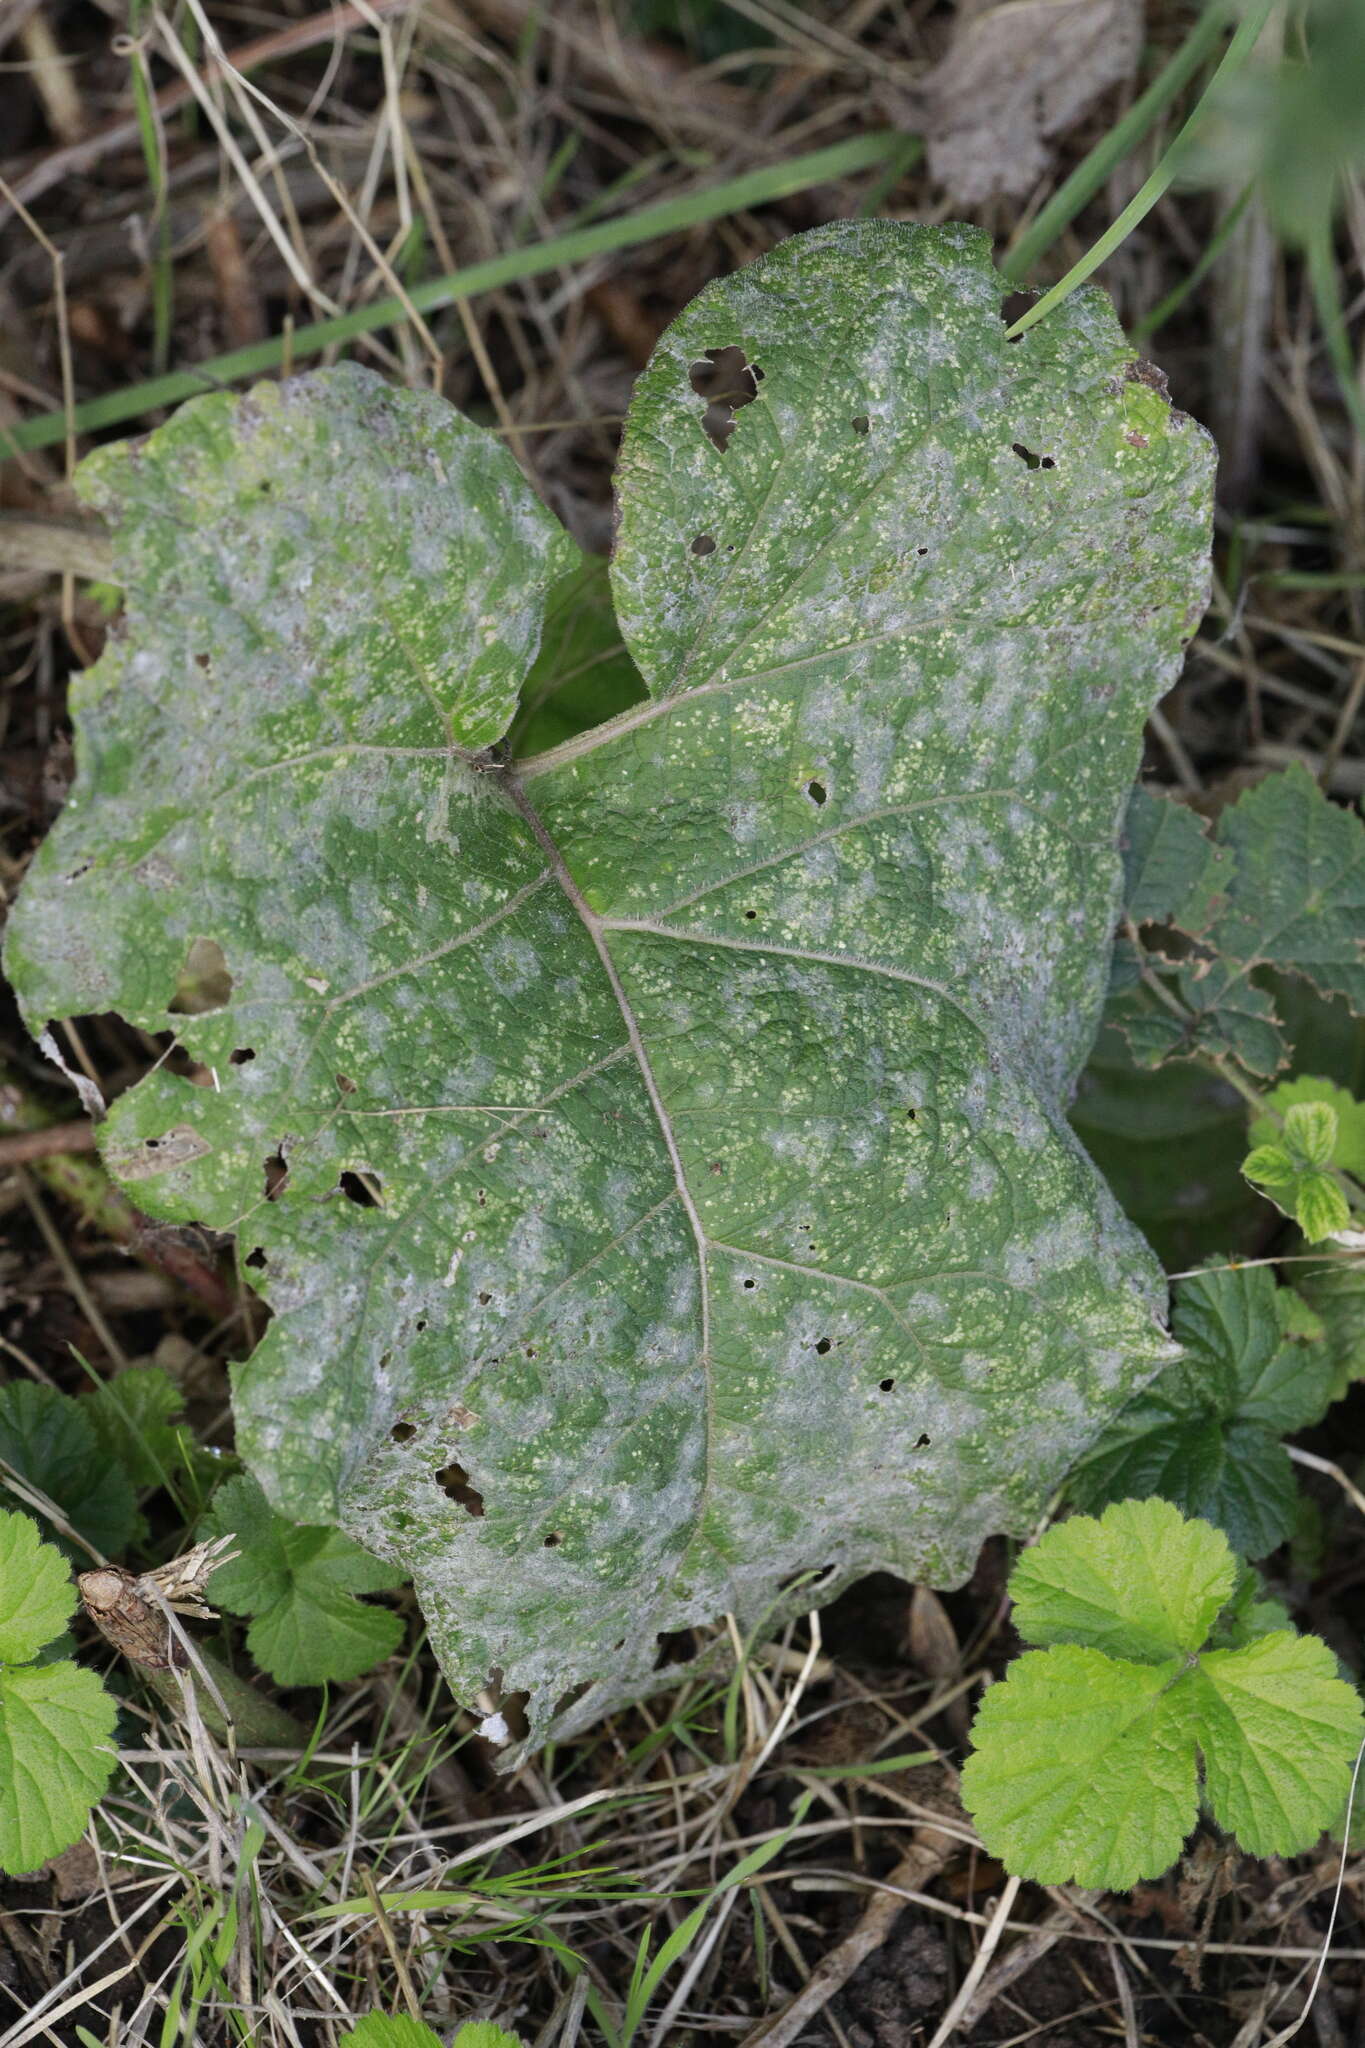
[{"left": 739, "top": 1814, "right": 960, "bottom": 2048}]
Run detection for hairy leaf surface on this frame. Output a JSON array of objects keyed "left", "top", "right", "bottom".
[
  {"left": 963, "top": 1502, "right": 1363, "bottom": 1887},
  {"left": 6, "top": 223, "right": 1214, "bottom": 1742},
  {"left": 1113, "top": 764, "right": 1365, "bottom": 1074},
  {"left": 1069, "top": 1268, "right": 1334, "bottom": 1556}
]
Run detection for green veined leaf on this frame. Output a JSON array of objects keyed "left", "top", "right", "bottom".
[
  {"left": 1113, "top": 765, "right": 1365, "bottom": 1077},
  {"left": 1069, "top": 1268, "right": 1333, "bottom": 1556},
  {"left": 1008, "top": 1498, "right": 1235, "bottom": 1662},
  {"left": 963, "top": 1502, "right": 1363, "bottom": 1887},
  {"left": 960, "top": 1645, "right": 1197, "bottom": 1890},
  {"left": 1295, "top": 1171, "right": 1351, "bottom": 1243},
  {"left": 1251, "top": 1075, "right": 1365, "bottom": 1177},
  {"left": 0, "top": 1659, "right": 119, "bottom": 1875},
  {"left": 0, "top": 1510, "right": 75, "bottom": 1665},
  {"left": 339, "top": 2020, "right": 445, "bottom": 2048},
  {"left": 199, "top": 1475, "right": 405, "bottom": 1686},
  {"left": 1241, "top": 1143, "right": 1297, "bottom": 1189},
  {"left": 1283, "top": 1099, "right": 1339, "bottom": 1168},
  {"left": 1190, "top": 1631, "right": 1363, "bottom": 1856},
  {"left": 5, "top": 222, "right": 1214, "bottom": 1745},
  {"left": 0, "top": 1382, "right": 138, "bottom": 1558}
]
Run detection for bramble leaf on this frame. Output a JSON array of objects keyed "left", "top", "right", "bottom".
[
  {"left": 1120, "top": 784, "right": 1226, "bottom": 933},
  {"left": 1069, "top": 1268, "right": 1334, "bottom": 1556},
  {"left": 1113, "top": 765, "right": 1365, "bottom": 1076},
  {"left": 0, "top": 1511, "right": 74, "bottom": 1664},
  {"left": 1284, "top": 1099, "right": 1338, "bottom": 1168},
  {"left": 0, "top": 1659, "right": 118, "bottom": 1874},
  {"left": 200, "top": 1475, "right": 404, "bottom": 1685},
  {"left": 1296, "top": 1259, "right": 1365, "bottom": 1399},
  {"left": 5, "top": 223, "right": 1215, "bottom": 1744},
  {"left": 1242, "top": 1143, "right": 1297, "bottom": 1189},
  {"left": 1009, "top": 1497, "right": 1234, "bottom": 1660},
  {"left": 963, "top": 1501, "right": 1363, "bottom": 1886},
  {"left": 0, "top": 1382, "right": 138, "bottom": 1557}
]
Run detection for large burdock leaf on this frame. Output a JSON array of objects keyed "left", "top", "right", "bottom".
[{"left": 6, "top": 223, "right": 1214, "bottom": 1746}]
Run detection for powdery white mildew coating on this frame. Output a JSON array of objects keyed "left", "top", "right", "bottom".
[{"left": 6, "top": 223, "right": 1215, "bottom": 1746}]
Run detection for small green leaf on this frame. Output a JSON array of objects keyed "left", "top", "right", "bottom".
[
  {"left": 1120, "top": 786, "right": 1225, "bottom": 933},
  {"left": 1114, "top": 765, "right": 1365, "bottom": 1077},
  {"left": 0, "top": 1382, "right": 138, "bottom": 1557},
  {"left": 1242, "top": 1144, "right": 1297, "bottom": 1189},
  {"left": 1251, "top": 1076, "right": 1365, "bottom": 1177},
  {"left": 82, "top": 1365, "right": 197, "bottom": 1495},
  {"left": 200, "top": 1476, "right": 405, "bottom": 1685},
  {"left": 1009, "top": 1498, "right": 1234, "bottom": 1662},
  {"left": 961, "top": 1645, "right": 1197, "bottom": 1891},
  {"left": 453, "top": 2028, "right": 526, "bottom": 2048},
  {"left": 0, "top": 1511, "right": 75, "bottom": 1665},
  {"left": 1070, "top": 1268, "right": 1333, "bottom": 1556},
  {"left": 340, "top": 2020, "right": 444, "bottom": 2048},
  {"left": 1296, "top": 1172, "right": 1351, "bottom": 1243},
  {"left": 1190, "top": 1632, "right": 1363, "bottom": 1856},
  {"left": 0, "top": 1660, "right": 118, "bottom": 1874},
  {"left": 1296, "top": 1260, "right": 1365, "bottom": 1400},
  {"left": 1284, "top": 1099, "right": 1339, "bottom": 1168}
]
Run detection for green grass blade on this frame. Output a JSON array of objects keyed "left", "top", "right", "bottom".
[
  {"left": 1004, "top": 0, "right": 1235, "bottom": 284},
  {"left": 3, "top": 133, "right": 906, "bottom": 455},
  {"left": 1131, "top": 177, "right": 1257, "bottom": 341},
  {"left": 620, "top": 1794, "right": 813, "bottom": 2044},
  {"left": 1006, "top": 0, "right": 1279, "bottom": 339}
]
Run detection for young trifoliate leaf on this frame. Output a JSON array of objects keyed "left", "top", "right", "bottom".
[
  {"left": 1069, "top": 1268, "right": 1334, "bottom": 1556},
  {"left": 4, "top": 222, "right": 1215, "bottom": 1745},
  {"left": 961, "top": 1645, "right": 1197, "bottom": 1890},
  {"left": 1251, "top": 1077, "right": 1365, "bottom": 1177},
  {"left": 199, "top": 1475, "right": 405, "bottom": 1685},
  {"left": 1009, "top": 1497, "right": 1234, "bottom": 1662},
  {"left": 0, "top": 1511, "right": 75, "bottom": 1664},
  {"left": 0, "top": 1381, "right": 137, "bottom": 1556},
  {"left": 963, "top": 1500, "right": 1363, "bottom": 1888}
]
